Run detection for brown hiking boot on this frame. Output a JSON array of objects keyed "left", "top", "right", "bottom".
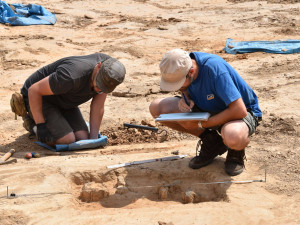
[
  {"left": 189, "top": 130, "right": 228, "bottom": 169},
  {"left": 225, "top": 149, "right": 246, "bottom": 176}
]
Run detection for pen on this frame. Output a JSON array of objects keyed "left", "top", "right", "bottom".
[
  {"left": 182, "top": 93, "right": 189, "bottom": 105},
  {"left": 182, "top": 93, "right": 192, "bottom": 112}
]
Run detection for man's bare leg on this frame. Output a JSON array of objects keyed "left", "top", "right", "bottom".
[
  {"left": 54, "top": 130, "right": 88, "bottom": 144},
  {"left": 75, "top": 130, "right": 89, "bottom": 141},
  {"left": 55, "top": 132, "right": 76, "bottom": 144},
  {"left": 149, "top": 97, "right": 203, "bottom": 137},
  {"left": 221, "top": 120, "right": 250, "bottom": 150}
]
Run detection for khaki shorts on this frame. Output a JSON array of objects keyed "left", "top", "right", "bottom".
[{"left": 242, "top": 110, "right": 261, "bottom": 136}]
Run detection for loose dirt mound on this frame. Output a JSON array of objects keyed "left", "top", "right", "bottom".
[{"left": 103, "top": 120, "right": 194, "bottom": 146}]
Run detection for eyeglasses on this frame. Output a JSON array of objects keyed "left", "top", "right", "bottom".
[{"left": 92, "top": 86, "right": 103, "bottom": 94}]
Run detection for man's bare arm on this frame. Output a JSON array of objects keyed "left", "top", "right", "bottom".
[
  {"left": 28, "top": 76, "right": 54, "bottom": 124},
  {"left": 89, "top": 93, "right": 107, "bottom": 139},
  {"left": 201, "top": 98, "right": 247, "bottom": 128}
]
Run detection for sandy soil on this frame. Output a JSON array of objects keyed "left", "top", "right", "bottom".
[{"left": 0, "top": 0, "right": 300, "bottom": 224}]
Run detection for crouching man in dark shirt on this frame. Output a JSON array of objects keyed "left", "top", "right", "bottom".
[{"left": 21, "top": 53, "right": 126, "bottom": 145}]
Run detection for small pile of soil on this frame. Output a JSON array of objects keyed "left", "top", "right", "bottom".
[{"left": 102, "top": 121, "right": 195, "bottom": 146}]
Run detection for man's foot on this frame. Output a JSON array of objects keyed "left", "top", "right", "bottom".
[
  {"left": 22, "top": 114, "right": 35, "bottom": 133},
  {"left": 225, "top": 149, "right": 246, "bottom": 176},
  {"left": 189, "top": 130, "right": 228, "bottom": 169}
]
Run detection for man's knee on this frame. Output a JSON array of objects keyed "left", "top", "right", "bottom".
[
  {"left": 221, "top": 122, "right": 250, "bottom": 150},
  {"left": 75, "top": 130, "right": 89, "bottom": 141},
  {"left": 224, "top": 133, "right": 249, "bottom": 150},
  {"left": 149, "top": 99, "right": 161, "bottom": 118},
  {"left": 149, "top": 97, "right": 180, "bottom": 118},
  {"left": 56, "top": 132, "right": 76, "bottom": 144}
]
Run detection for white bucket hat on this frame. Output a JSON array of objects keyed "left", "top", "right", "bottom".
[{"left": 160, "top": 49, "right": 192, "bottom": 91}]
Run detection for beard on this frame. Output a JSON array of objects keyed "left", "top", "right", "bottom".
[
  {"left": 179, "top": 76, "right": 194, "bottom": 92},
  {"left": 179, "top": 86, "right": 188, "bottom": 92}
]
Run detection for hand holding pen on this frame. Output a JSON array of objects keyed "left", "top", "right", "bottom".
[{"left": 178, "top": 92, "right": 194, "bottom": 112}]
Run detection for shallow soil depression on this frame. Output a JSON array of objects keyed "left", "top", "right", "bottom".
[{"left": 72, "top": 162, "right": 229, "bottom": 207}]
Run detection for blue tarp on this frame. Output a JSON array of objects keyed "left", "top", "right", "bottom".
[
  {"left": 224, "top": 38, "right": 300, "bottom": 54},
  {"left": 0, "top": 1, "right": 56, "bottom": 25},
  {"left": 35, "top": 126, "right": 108, "bottom": 152},
  {"left": 35, "top": 135, "right": 108, "bottom": 152}
]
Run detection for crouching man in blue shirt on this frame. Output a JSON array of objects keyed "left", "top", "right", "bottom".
[{"left": 149, "top": 49, "right": 262, "bottom": 176}]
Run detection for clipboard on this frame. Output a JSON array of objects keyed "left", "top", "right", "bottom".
[{"left": 155, "top": 112, "right": 210, "bottom": 122}]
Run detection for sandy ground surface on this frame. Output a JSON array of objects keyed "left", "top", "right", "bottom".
[{"left": 0, "top": 0, "right": 300, "bottom": 224}]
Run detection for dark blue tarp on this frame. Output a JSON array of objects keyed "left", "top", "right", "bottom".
[
  {"left": 0, "top": 1, "right": 56, "bottom": 25},
  {"left": 224, "top": 38, "right": 300, "bottom": 54}
]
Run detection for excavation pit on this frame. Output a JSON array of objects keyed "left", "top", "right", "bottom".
[{"left": 72, "top": 161, "right": 230, "bottom": 207}]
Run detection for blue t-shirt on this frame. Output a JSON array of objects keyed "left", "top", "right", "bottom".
[{"left": 188, "top": 52, "right": 262, "bottom": 117}]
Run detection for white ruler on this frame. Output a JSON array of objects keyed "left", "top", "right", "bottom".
[{"left": 107, "top": 155, "right": 187, "bottom": 169}]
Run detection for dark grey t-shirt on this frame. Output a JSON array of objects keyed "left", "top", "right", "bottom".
[{"left": 21, "top": 53, "right": 111, "bottom": 109}]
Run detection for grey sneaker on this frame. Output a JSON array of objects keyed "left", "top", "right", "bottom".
[
  {"left": 189, "top": 130, "right": 228, "bottom": 169},
  {"left": 225, "top": 149, "right": 246, "bottom": 176}
]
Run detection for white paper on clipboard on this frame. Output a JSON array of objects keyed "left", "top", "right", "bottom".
[{"left": 155, "top": 112, "right": 210, "bottom": 122}]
